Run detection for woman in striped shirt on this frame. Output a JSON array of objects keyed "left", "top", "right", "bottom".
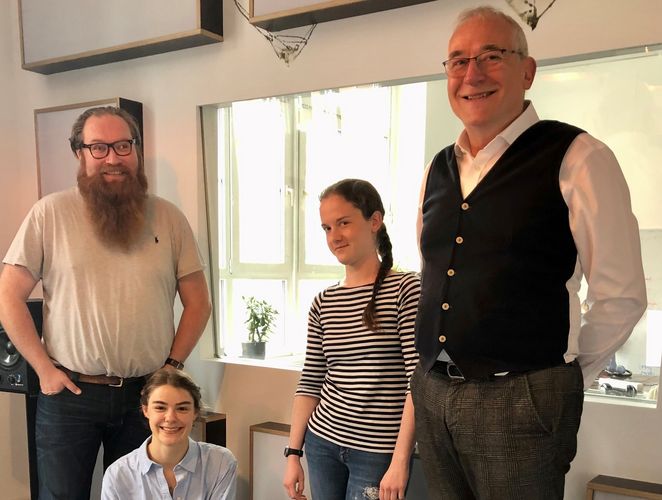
[{"left": 283, "top": 179, "right": 420, "bottom": 500}]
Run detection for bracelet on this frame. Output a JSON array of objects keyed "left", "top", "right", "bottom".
[{"left": 164, "top": 357, "right": 185, "bottom": 370}]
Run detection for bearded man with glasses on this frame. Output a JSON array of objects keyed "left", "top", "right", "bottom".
[
  {"left": 411, "top": 6, "right": 646, "bottom": 499},
  {"left": 0, "top": 107, "right": 211, "bottom": 499}
]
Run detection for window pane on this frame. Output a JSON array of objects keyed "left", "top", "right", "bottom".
[
  {"left": 233, "top": 99, "right": 287, "bottom": 264},
  {"left": 302, "top": 87, "right": 391, "bottom": 266},
  {"left": 217, "top": 109, "right": 227, "bottom": 268}
]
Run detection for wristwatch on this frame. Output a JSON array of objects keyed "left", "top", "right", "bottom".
[
  {"left": 284, "top": 446, "right": 304, "bottom": 457},
  {"left": 164, "top": 357, "right": 185, "bottom": 370}
]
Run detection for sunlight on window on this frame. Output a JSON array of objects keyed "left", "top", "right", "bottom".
[
  {"left": 213, "top": 83, "right": 428, "bottom": 357},
  {"left": 233, "top": 99, "right": 286, "bottom": 264}
]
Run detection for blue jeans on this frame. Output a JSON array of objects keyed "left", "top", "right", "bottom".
[
  {"left": 305, "top": 429, "right": 395, "bottom": 500},
  {"left": 36, "top": 378, "right": 150, "bottom": 500}
]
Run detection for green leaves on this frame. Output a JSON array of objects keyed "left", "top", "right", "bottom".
[{"left": 242, "top": 296, "right": 278, "bottom": 343}]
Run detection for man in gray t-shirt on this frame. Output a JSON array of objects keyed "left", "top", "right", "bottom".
[{"left": 0, "top": 106, "right": 211, "bottom": 500}]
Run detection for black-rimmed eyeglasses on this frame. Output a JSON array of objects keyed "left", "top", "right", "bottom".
[
  {"left": 79, "top": 139, "right": 137, "bottom": 159},
  {"left": 442, "top": 48, "right": 523, "bottom": 77}
]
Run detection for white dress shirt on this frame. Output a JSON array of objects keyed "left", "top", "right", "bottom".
[{"left": 416, "top": 102, "right": 647, "bottom": 388}]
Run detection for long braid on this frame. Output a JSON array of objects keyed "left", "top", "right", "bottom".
[
  {"left": 320, "top": 178, "right": 391, "bottom": 332},
  {"left": 362, "top": 225, "right": 393, "bottom": 331}
]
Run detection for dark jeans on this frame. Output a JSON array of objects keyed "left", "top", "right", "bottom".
[
  {"left": 305, "top": 429, "right": 396, "bottom": 500},
  {"left": 36, "top": 378, "right": 150, "bottom": 500},
  {"left": 411, "top": 361, "right": 584, "bottom": 500}
]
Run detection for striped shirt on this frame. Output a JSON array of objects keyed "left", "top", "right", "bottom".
[{"left": 296, "top": 271, "right": 420, "bottom": 453}]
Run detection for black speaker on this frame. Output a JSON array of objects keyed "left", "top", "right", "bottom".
[{"left": 0, "top": 299, "right": 42, "bottom": 395}]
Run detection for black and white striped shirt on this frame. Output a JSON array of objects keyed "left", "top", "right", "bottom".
[{"left": 296, "top": 271, "right": 420, "bottom": 453}]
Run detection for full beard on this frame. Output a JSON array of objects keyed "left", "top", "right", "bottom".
[{"left": 77, "top": 164, "right": 149, "bottom": 251}]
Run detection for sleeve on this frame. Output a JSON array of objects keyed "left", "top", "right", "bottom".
[
  {"left": 295, "top": 292, "right": 327, "bottom": 398},
  {"left": 560, "top": 133, "right": 647, "bottom": 388},
  {"left": 398, "top": 273, "right": 421, "bottom": 388},
  {"left": 100, "top": 464, "right": 122, "bottom": 500},
  {"left": 165, "top": 201, "right": 205, "bottom": 279},
  {"left": 3, "top": 202, "right": 45, "bottom": 281},
  {"left": 207, "top": 448, "right": 238, "bottom": 500}
]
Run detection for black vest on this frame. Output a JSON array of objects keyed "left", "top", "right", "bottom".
[{"left": 415, "top": 120, "right": 584, "bottom": 379}]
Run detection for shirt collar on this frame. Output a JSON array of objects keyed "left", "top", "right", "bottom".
[
  {"left": 454, "top": 101, "right": 540, "bottom": 158},
  {"left": 138, "top": 437, "right": 155, "bottom": 475},
  {"left": 178, "top": 438, "right": 200, "bottom": 473},
  {"left": 138, "top": 437, "right": 200, "bottom": 475}
]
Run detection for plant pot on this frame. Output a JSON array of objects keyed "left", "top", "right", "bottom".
[{"left": 242, "top": 341, "right": 266, "bottom": 359}]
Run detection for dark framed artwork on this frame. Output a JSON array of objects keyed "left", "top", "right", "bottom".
[
  {"left": 249, "top": 0, "right": 436, "bottom": 31},
  {"left": 19, "top": 0, "right": 223, "bottom": 74},
  {"left": 34, "top": 98, "right": 143, "bottom": 198}
]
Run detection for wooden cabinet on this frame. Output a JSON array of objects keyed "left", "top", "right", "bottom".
[{"left": 192, "top": 411, "right": 227, "bottom": 446}]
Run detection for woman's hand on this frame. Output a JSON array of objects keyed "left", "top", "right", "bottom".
[
  {"left": 283, "top": 457, "right": 308, "bottom": 499},
  {"left": 379, "top": 458, "right": 409, "bottom": 500}
]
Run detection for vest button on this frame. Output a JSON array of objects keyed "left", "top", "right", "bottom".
[
  {"left": 447, "top": 269, "right": 455, "bottom": 276},
  {"left": 441, "top": 302, "right": 450, "bottom": 310},
  {"left": 461, "top": 202, "right": 470, "bottom": 210},
  {"left": 455, "top": 236, "right": 464, "bottom": 244},
  {"left": 438, "top": 335, "right": 447, "bottom": 343}
]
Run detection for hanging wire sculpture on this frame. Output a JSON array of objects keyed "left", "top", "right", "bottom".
[
  {"left": 505, "top": 0, "right": 558, "bottom": 30},
  {"left": 234, "top": 0, "right": 317, "bottom": 65}
]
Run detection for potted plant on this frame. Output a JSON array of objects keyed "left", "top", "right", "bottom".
[{"left": 241, "top": 295, "right": 278, "bottom": 359}]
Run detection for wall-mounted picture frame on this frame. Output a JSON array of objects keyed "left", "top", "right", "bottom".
[
  {"left": 249, "top": 0, "right": 436, "bottom": 31},
  {"left": 19, "top": 0, "right": 223, "bottom": 74},
  {"left": 34, "top": 98, "right": 143, "bottom": 198}
]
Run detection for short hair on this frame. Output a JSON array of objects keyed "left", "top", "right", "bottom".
[
  {"left": 140, "top": 368, "right": 203, "bottom": 412},
  {"left": 69, "top": 106, "right": 142, "bottom": 154},
  {"left": 455, "top": 6, "right": 529, "bottom": 57}
]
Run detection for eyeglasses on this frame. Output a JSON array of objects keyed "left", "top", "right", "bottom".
[
  {"left": 79, "top": 139, "right": 137, "bottom": 159},
  {"left": 442, "top": 48, "right": 523, "bottom": 77}
]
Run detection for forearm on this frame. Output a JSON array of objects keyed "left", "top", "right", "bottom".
[
  {"left": 168, "top": 301, "right": 211, "bottom": 362},
  {"left": 168, "top": 270, "right": 212, "bottom": 363},
  {"left": 0, "top": 299, "right": 54, "bottom": 376},
  {"left": 0, "top": 265, "right": 53, "bottom": 376},
  {"left": 288, "top": 394, "right": 320, "bottom": 449},
  {"left": 390, "top": 393, "right": 416, "bottom": 464}
]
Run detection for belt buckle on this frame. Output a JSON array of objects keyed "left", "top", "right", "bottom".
[
  {"left": 108, "top": 377, "right": 124, "bottom": 388},
  {"left": 446, "top": 362, "right": 465, "bottom": 381}
]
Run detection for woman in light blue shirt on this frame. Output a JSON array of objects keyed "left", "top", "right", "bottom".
[{"left": 101, "top": 369, "right": 236, "bottom": 500}]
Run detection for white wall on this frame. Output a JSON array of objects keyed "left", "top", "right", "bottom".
[{"left": 1, "top": 1, "right": 661, "bottom": 499}]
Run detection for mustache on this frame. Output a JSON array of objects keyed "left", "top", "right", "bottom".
[{"left": 99, "top": 166, "right": 132, "bottom": 175}]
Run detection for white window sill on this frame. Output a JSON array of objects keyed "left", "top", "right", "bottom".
[
  {"left": 206, "top": 353, "right": 305, "bottom": 372},
  {"left": 584, "top": 390, "right": 658, "bottom": 409}
]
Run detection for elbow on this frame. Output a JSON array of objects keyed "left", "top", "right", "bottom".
[{"left": 203, "top": 298, "right": 212, "bottom": 322}]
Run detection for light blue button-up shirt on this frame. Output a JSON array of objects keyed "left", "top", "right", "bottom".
[{"left": 101, "top": 437, "right": 236, "bottom": 500}]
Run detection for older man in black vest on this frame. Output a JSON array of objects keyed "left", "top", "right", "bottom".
[{"left": 411, "top": 6, "right": 647, "bottom": 499}]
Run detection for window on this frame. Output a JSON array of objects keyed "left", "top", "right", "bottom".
[
  {"left": 201, "top": 44, "right": 662, "bottom": 405},
  {"left": 206, "top": 83, "right": 427, "bottom": 358}
]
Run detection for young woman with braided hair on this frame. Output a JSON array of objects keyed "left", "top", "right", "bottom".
[{"left": 283, "top": 179, "right": 420, "bottom": 500}]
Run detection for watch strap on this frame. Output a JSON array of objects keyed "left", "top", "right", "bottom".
[
  {"left": 164, "top": 357, "right": 185, "bottom": 370},
  {"left": 284, "top": 446, "right": 304, "bottom": 457}
]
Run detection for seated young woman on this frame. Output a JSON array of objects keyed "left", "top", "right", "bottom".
[{"left": 101, "top": 368, "right": 236, "bottom": 500}]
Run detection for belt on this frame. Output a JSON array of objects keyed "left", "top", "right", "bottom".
[
  {"left": 431, "top": 360, "right": 512, "bottom": 381},
  {"left": 59, "top": 367, "right": 145, "bottom": 388}
]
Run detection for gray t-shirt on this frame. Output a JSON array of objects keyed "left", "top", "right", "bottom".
[{"left": 4, "top": 187, "right": 204, "bottom": 377}]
